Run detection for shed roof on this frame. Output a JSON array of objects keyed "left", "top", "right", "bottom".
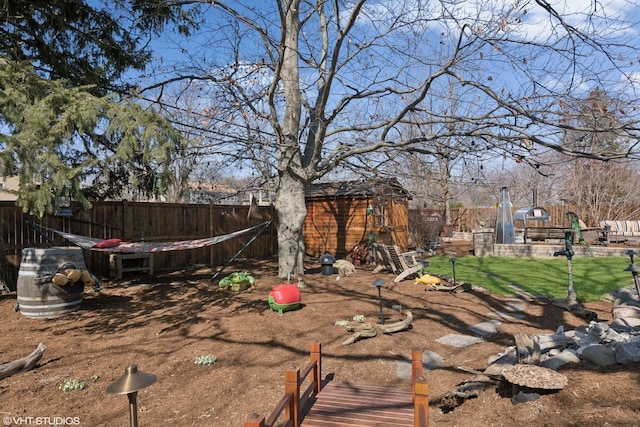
[{"left": 305, "top": 178, "right": 411, "bottom": 200}]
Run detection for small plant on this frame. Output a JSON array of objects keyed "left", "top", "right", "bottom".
[
  {"left": 352, "top": 314, "right": 366, "bottom": 322},
  {"left": 59, "top": 378, "right": 87, "bottom": 392},
  {"left": 195, "top": 354, "right": 218, "bottom": 366},
  {"left": 334, "top": 319, "right": 349, "bottom": 326}
]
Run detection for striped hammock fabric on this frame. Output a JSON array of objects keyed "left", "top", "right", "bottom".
[{"left": 39, "top": 221, "right": 272, "bottom": 253}]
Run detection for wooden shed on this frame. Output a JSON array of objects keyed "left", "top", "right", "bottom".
[{"left": 303, "top": 178, "right": 411, "bottom": 259}]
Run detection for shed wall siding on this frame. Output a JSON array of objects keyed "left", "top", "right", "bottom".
[{"left": 303, "top": 197, "right": 409, "bottom": 258}]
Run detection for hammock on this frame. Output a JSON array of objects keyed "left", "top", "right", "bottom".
[{"left": 31, "top": 221, "right": 272, "bottom": 254}]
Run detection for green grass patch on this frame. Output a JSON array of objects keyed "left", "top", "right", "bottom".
[{"left": 424, "top": 255, "right": 635, "bottom": 302}]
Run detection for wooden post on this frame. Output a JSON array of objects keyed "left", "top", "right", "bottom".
[
  {"left": 310, "top": 341, "right": 322, "bottom": 394},
  {"left": 413, "top": 376, "right": 429, "bottom": 427},
  {"left": 243, "top": 413, "right": 266, "bottom": 427},
  {"left": 284, "top": 367, "right": 301, "bottom": 427},
  {"left": 411, "top": 348, "right": 423, "bottom": 402}
]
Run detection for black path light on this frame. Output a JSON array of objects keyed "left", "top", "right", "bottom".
[
  {"left": 106, "top": 364, "right": 157, "bottom": 427},
  {"left": 372, "top": 279, "right": 385, "bottom": 325},
  {"left": 626, "top": 249, "right": 637, "bottom": 265},
  {"left": 624, "top": 250, "right": 640, "bottom": 299},
  {"left": 449, "top": 257, "right": 458, "bottom": 285}
]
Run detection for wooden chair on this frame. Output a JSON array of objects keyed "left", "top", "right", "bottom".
[
  {"left": 372, "top": 244, "right": 397, "bottom": 274},
  {"left": 373, "top": 244, "right": 425, "bottom": 283}
]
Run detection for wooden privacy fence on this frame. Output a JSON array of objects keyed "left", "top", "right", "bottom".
[
  {"left": 6, "top": 199, "right": 635, "bottom": 281},
  {"left": 413, "top": 204, "right": 640, "bottom": 233},
  {"left": 0, "top": 201, "right": 276, "bottom": 279}
]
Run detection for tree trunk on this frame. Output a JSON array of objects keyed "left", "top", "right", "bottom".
[
  {"left": 274, "top": 0, "right": 306, "bottom": 278},
  {"left": 275, "top": 173, "right": 307, "bottom": 278}
]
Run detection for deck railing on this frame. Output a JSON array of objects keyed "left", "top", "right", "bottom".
[
  {"left": 412, "top": 348, "right": 429, "bottom": 426},
  {"left": 244, "top": 342, "right": 322, "bottom": 427},
  {"left": 244, "top": 343, "right": 429, "bottom": 427}
]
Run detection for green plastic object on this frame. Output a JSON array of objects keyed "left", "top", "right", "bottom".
[
  {"left": 268, "top": 296, "right": 300, "bottom": 314},
  {"left": 218, "top": 272, "right": 255, "bottom": 292}
]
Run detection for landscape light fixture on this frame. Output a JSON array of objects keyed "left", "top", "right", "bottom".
[
  {"left": 106, "top": 364, "right": 157, "bottom": 427},
  {"left": 372, "top": 279, "right": 386, "bottom": 325},
  {"left": 624, "top": 250, "right": 640, "bottom": 299},
  {"left": 449, "top": 257, "right": 458, "bottom": 285},
  {"left": 625, "top": 250, "right": 637, "bottom": 265}
]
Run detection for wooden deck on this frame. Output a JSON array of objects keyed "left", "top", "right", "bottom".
[{"left": 301, "top": 381, "right": 415, "bottom": 426}]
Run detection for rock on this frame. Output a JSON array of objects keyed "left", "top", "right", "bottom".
[
  {"left": 580, "top": 344, "right": 617, "bottom": 367},
  {"left": 541, "top": 349, "right": 581, "bottom": 370},
  {"left": 615, "top": 341, "right": 640, "bottom": 364},
  {"left": 333, "top": 259, "right": 356, "bottom": 276},
  {"left": 511, "top": 390, "right": 540, "bottom": 404},
  {"left": 611, "top": 317, "right": 640, "bottom": 329}
]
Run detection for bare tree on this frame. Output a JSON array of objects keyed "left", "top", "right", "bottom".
[
  {"left": 553, "top": 89, "right": 640, "bottom": 224},
  {"left": 141, "top": 1, "right": 640, "bottom": 276}
]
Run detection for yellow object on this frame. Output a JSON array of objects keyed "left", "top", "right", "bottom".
[
  {"left": 80, "top": 270, "right": 91, "bottom": 283},
  {"left": 414, "top": 274, "right": 442, "bottom": 285},
  {"left": 65, "top": 269, "right": 82, "bottom": 282},
  {"left": 52, "top": 273, "right": 69, "bottom": 286},
  {"left": 84, "top": 276, "right": 95, "bottom": 288}
]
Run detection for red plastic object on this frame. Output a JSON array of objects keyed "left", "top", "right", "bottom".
[{"left": 269, "top": 284, "right": 301, "bottom": 305}]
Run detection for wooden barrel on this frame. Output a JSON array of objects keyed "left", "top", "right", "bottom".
[{"left": 16, "top": 247, "right": 86, "bottom": 319}]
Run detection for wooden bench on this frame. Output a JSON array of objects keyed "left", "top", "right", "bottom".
[
  {"left": 244, "top": 342, "right": 429, "bottom": 427},
  {"left": 524, "top": 227, "right": 608, "bottom": 245},
  {"left": 109, "top": 252, "right": 153, "bottom": 279},
  {"left": 524, "top": 227, "right": 571, "bottom": 242}
]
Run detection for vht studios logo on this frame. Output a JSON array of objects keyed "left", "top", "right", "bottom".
[{"left": 3, "top": 416, "right": 81, "bottom": 426}]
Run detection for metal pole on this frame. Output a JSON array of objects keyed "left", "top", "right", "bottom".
[
  {"left": 566, "top": 256, "right": 577, "bottom": 306},
  {"left": 449, "top": 257, "right": 457, "bottom": 285},
  {"left": 377, "top": 286, "right": 384, "bottom": 325},
  {"left": 127, "top": 392, "right": 139, "bottom": 427}
]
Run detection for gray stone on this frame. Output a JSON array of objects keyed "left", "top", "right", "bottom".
[
  {"left": 436, "top": 334, "right": 486, "bottom": 347},
  {"left": 487, "top": 310, "right": 526, "bottom": 320},
  {"left": 611, "top": 317, "right": 640, "bottom": 329},
  {"left": 541, "top": 349, "right": 581, "bottom": 370},
  {"left": 580, "top": 344, "right": 617, "bottom": 367},
  {"left": 468, "top": 320, "right": 502, "bottom": 337},
  {"left": 504, "top": 303, "right": 528, "bottom": 312},
  {"left": 615, "top": 341, "right": 640, "bottom": 364},
  {"left": 395, "top": 350, "right": 445, "bottom": 380}
]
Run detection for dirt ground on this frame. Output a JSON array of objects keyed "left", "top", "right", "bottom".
[{"left": 1, "top": 254, "right": 640, "bottom": 427}]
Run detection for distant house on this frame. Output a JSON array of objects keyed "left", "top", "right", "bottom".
[
  {"left": 0, "top": 176, "right": 19, "bottom": 201},
  {"left": 303, "top": 178, "right": 411, "bottom": 259},
  {"left": 187, "top": 182, "right": 240, "bottom": 204},
  {"left": 187, "top": 182, "right": 275, "bottom": 206}
]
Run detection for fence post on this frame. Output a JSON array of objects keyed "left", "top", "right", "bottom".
[
  {"left": 411, "top": 348, "right": 423, "bottom": 402},
  {"left": 284, "top": 367, "right": 301, "bottom": 427},
  {"left": 413, "top": 376, "right": 429, "bottom": 427},
  {"left": 243, "top": 413, "right": 266, "bottom": 427},
  {"left": 310, "top": 341, "right": 322, "bottom": 394}
]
